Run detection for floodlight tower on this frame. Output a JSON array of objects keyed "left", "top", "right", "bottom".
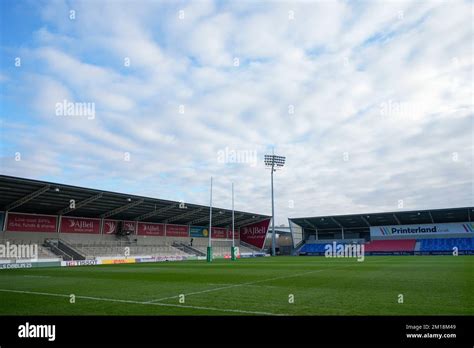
[{"left": 264, "top": 151, "right": 286, "bottom": 256}]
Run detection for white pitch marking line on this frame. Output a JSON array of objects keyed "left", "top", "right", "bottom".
[
  {"left": 146, "top": 269, "right": 325, "bottom": 303},
  {"left": 0, "top": 289, "right": 285, "bottom": 316}
]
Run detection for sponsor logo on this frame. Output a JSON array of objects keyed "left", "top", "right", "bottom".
[
  {"left": 242, "top": 226, "right": 266, "bottom": 236},
  {"left": 69, "top": 219, "right": 94, "bottom": 229},
  {"left": 18, "top": 322, "right": 55, "bottom": 341},
  {"left": 65, "top": 260, "right": 97, "bottom": 267},
  {"left": 391, "top": 226, "right": 437, "bottom": 234},
  {"left": 124, "top": 222, "right": 135, "bottom": 231},
  {"left": 0, "top": 262, "right": 33, "bottom": 269},
  {"left": 375, "top": 223, "right": 473, "bottom": 236},
  {"left": 143, "top": 224, "right": 162, "bottom": 232},
  {"left": 104, "top": 221, "right": 116, "bottom": 234}
]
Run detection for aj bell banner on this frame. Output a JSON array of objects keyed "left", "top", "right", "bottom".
[
  {"left": 370, "top": 222, "right": 474, "bottom": 237},
  {"left": 61, "top": 216, "right": 100, "bottom": 234},
  {"left": 240, "top": 219, "right": 271, "bottom": 249}
]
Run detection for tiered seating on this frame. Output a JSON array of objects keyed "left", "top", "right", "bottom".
[
  {"left": 300, "top": 244, "right": 327, "bottom": 253},
  {"left": 364, "top": 240, "right": 416, "bottom": 252},
  {"left": 419, "top": 238, "right": 474, "bottom": 252},
  {"left": 237, "top": 245, "right": 258, "bottom": 254},
  {"left": 67, "top": 241, "right": 189, "bottom": 258},
  {"left": 189, "top": 239, "right": 237, "bottom": 257},
  {"left": 0, "top": 239, "right": 58, "bottom": 260}
]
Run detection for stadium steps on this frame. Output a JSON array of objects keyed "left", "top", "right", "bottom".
[
  {"left": 239, "top": 241, "right": 262, "bottom": 252},
  {"left": 172, "top": 242, "right": 205, "bottom": 256},
  {"left": 44, "top": 239, "right": 74, "bottom": 261},
  {"left": 58, "top": 239, "right": 87, "bottom": 260},
  {"left": 294, "top": 241, "right": 306, "bottom": 255}
]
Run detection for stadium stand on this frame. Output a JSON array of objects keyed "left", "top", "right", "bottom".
[
  {"left": 364, "top": 239, "right": 416, "bottom": 252},
  {"left": 419, "top": 238, "right": 474, "bottom": 252},
  {"left": 291, "top": 207, "right": 474, "bottom": 256},
  {"left": 0, "top": 175, "right": 271, "bottom": 261},
  {"left": 299, "top": 243, "right": 327, "bottom": 254},
  {"left": 0, "top": 238, "right": 58, "bottom": 260}
]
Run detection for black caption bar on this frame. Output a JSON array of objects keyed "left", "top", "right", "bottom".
[{"left": 0, "top": 315, "right": 472, "bottom": 347}]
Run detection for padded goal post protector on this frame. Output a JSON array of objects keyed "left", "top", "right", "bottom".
[{"left": 206, "top": 246, "right": 213, "bottom": 262}]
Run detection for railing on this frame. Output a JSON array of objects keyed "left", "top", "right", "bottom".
[
  {"left": 58, "top": 239, "right": 86, "bottom": 260},
  {"left": 172, "top": 242, "right": 205, "bottom": 256},
  {"left": 44, "top": 239, "right": 73, "bottom": 261},
  {"left": 239, "top": 240, "right": 262, "bottom": 252}
]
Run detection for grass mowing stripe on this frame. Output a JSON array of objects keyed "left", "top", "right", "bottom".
[
  {"left": 146, "top": 269, "right": 325, "bottom": 303},
  {"left": 0, "top": 256, "right": 471, "bottom": 315},
  {"left": 0, "top": 289, "right": 286, "bottom": 316}
]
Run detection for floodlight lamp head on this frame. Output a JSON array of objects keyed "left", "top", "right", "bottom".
[{"left": 264, "top": 154, "right": 286, "bottom": 170}]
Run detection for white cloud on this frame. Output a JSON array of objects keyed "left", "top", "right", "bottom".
[{"left": 1, "top": 0, "right": 472, "bottom": 224}]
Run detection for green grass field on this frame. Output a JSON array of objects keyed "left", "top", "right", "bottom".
[{"left": 0, "top": 256, "right": 473, "bottom": 316}]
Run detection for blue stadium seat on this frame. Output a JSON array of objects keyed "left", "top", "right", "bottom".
[
  {"left": 419, "top": 238, "right": 474, "bottom": 252},
  {"left": 300, "top": 244, "right": 327, "bottom": 253}
]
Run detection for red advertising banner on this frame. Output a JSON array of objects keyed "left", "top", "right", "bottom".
[
  {"left": 60, "top": 216, "right": 100, "bottom": 234},
  {"left": 6, "top": 213, "right": 57, "bottom": 233},
  {"left": 122, "top": 220, "right": 137, "bottom": 234},
  {"left": 212, "top": 227, "right": 227, "bottom": 239},
  {"left": 103, "top": 220, "right": 118, "bottom": 234},
  {"left": 166, "top": 224, "right": 189, "bottom": 237},
  {"left": 104, "top": 220, "right": 137, "bottom": 235},
  {"left": 226, "top": 229, "right": 240, "bottom": 239},
  {"left": 137, "top": 222, "right": 165, "bottom": 236},
  {"left": 240, "top": 219, "right": 271, "bottom": 249}
]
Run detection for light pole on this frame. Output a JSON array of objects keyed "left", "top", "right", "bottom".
[
  {"left": 264, "top": 151, "right": 286, "bottom": 256},
  {"left": 207, "top": 177, "right": 213, "bottom": 262},
  {"left": 231, "top": 182, "right": 236, "bottom": 261}
]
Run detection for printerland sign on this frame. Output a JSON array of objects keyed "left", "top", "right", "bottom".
[
  {"left": 240, "top": 219, "right": 271, "bottom": 249},
  {"left": 370, "top": 222, "right": 474, "bottom": 237}
]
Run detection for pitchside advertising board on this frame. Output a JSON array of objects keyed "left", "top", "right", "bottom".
[
  {"left": 240, "top": 218, "right": 271, "bottom": 249},
  {"left": 370, "top": 222, "right": 474, "bottom": 237}
]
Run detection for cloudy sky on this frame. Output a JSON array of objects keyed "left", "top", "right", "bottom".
[{"left": 0, "top": 0, "right": 472, "bottom": 225}]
